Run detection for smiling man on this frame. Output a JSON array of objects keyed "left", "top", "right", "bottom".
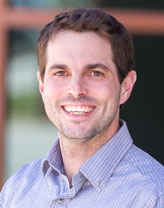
[{"left": 0, "top": 8, "right": 164, "bottom": 208}]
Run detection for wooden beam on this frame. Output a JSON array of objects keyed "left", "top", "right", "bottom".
[
  {"left": 0, "top": 0, "right": 7, "bottom": 8},
  {"left": 2, "top": 7, "right": 164, "bottom": 35},
  {"left": 0, "top": 27, "right": 7, "bottom": 189},
  {"left": 109, "top": 9, "right": 164, "bottom": 35},
  {"left": 3, "top": 7, "right": 67, "bottom": 29},
  {"left": 0, "top": 0, "right": 8, "bottom": 189}
]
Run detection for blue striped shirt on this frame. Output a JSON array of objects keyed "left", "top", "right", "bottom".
[{"left": 0, "top": 121, "right": 164, "bottom": 207}]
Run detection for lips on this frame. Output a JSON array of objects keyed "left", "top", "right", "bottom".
[{"left": 62, "top": 105, "right": 95, "bottom": 115}]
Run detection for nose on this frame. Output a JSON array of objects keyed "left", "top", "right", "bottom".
[{"left": 67, "top": 75, "right": 88, "bottom": 99}]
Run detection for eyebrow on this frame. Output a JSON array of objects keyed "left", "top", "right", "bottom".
[
  {"left": 49, "top": 63, "right": 109, "bottom": 71},
  {"left": 49, "top": 64, "right": 68, "bottom": 70},
  {"left": 85, "top": 63, "right": 109, "bottom": 71}
]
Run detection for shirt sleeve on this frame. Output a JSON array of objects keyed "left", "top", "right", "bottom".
[
  {"left": 0, "top": 163, "right": 30, "bottom": 208},
  {"left": 0, "top": 176, "right": 16, "bottom": 208}
]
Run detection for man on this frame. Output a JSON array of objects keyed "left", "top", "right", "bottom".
[{"left": 0, "top": 8, "right": 164, "bottom": 207}]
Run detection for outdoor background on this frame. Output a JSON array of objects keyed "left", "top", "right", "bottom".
[{"left": 5, "top": 0, "right": 164, "bottom": 181}]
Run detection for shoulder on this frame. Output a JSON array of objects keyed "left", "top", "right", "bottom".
[
  {"left": 7, "top": 158, "right": 43, "bottom": 185},
  {"left": 0, "top": 159, "right": 43, "bottom": 206},
  {"left": 124, "top": 144, "right": 164, "bottom": 194}
]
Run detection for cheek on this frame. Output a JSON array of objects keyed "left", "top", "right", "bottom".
[
  {"left": 44, "top": 78, "right": 65, "bottom": 96},
  {"left": 88, "top": 80, "right": 116, "bottom": 98}
]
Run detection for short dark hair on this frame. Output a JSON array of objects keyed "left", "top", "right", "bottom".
[{"left": 37, "top": 8, "right": 134, "bottom": 83}]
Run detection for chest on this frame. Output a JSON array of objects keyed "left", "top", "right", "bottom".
[{"left": 9, "top": 176, "right": 154, "bottom": 208}]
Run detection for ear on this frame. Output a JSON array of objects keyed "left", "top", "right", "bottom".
[
  {"left": 120, "top": 70, "right": 137, "bottom": 105},
  {"left": 37, "top": 71, "right": 45, "bottom": 102}
]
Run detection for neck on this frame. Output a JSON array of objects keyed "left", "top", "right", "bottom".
[{"left": 58, "top": 120, "right": 120, "bottom": 186}]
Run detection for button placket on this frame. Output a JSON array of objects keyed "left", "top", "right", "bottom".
[{"left": 58, "top": 198, "right": 65, "bottom": 204}]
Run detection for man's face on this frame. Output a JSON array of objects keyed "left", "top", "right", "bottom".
[{"left": 38, "top": 31, "right": 134, "bottom": 141}]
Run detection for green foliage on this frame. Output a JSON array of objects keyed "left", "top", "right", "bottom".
[{"left": 7, "top": 94, "right": 45, "bottom": 118}]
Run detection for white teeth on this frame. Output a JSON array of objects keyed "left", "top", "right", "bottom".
[
  {"left": 63, "top": 106, "right": 94, "bottom": 114},
  {"left": 81, "top": 106, "right": 85, "bottom": 112},
  {"left": 66, "top": 106, "right": 72, "bottom": 112},
  {"left": 77, "top": 106, "right": 81, "bottom": 112},
  {"left": 71, "top": 111, "right": 85, "bottom": 114}
]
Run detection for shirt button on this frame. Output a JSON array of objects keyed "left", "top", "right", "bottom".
[{"left": 58, "top": 198, "right": 64, "bottom": 203}]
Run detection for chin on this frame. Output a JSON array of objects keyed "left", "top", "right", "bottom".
[{"left": 60, "top": 127, "right": 98, "bottom": 141}]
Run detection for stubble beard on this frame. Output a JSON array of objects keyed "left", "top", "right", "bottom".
[
  {"left": 52, "top": 104, "right": 119, "bottom": 142},
  {"left": 45, "top": 94, "right": 120, "bottom": 142}
]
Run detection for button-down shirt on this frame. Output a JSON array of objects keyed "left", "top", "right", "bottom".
[{"left": 0, "top": 121, "right": 164, "bottom": 207}]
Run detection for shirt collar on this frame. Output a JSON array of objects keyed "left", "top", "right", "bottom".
[
  {"left": 42, "top": 139, "right": 63, "bottom": 176},
  {"left": 42, "top": 120, "right": 133, "bottom": 190},
  {"left": 79, "top": 120, "right": 133, "bottom": 191}
]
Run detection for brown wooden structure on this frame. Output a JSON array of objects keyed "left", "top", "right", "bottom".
[{"left": 0, "top": 0, "right": 164, "bottom": 188}]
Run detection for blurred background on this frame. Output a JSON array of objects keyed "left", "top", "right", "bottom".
[{"left": 0, "top": 0, "right": 164, "bottom": 186}]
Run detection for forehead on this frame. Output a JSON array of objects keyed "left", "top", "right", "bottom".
[{"left": 46, "top": 31, "right": 114, "bottom": 68}]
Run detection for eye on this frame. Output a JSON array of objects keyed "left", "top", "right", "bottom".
[
  {"left": 91, "top": 71, "right": 104, "bottom": 77},
  {"left": 54, "top": 71, "right": 68, "bottom": 76}
]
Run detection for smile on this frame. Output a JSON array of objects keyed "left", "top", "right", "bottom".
[{"left": 62, "top": 105, "right": 95, "bottom": 115}]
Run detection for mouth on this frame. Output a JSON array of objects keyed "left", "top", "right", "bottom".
[{"left": 62, "top": 105, "right": 95, "bottom": 115}]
